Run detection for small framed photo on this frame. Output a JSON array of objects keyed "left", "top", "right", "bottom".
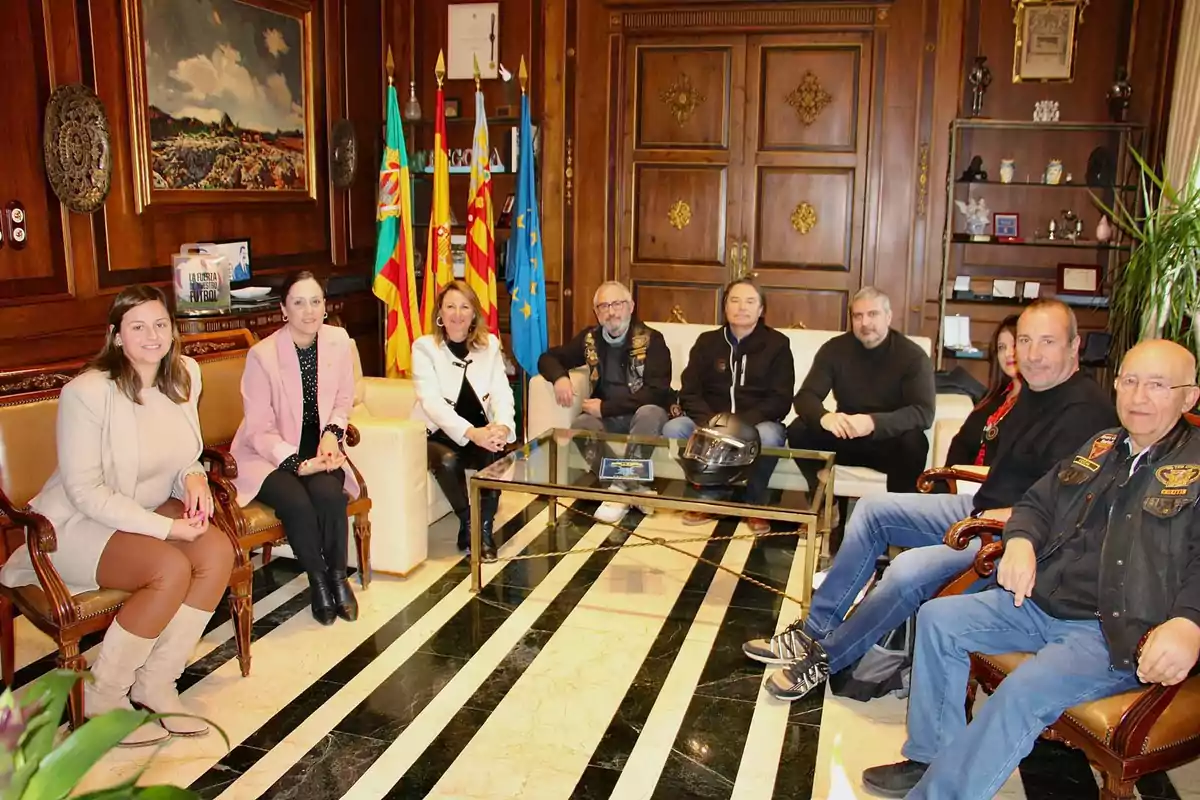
[
  {"left": 1013, "top": 0, "right": 1083, "bottom": 82},
  {"left": 994, "top": 212, "right": 1020, "bottom": 241},
  {"left": 444, "top": 98, "right": 462, "bottom": 118},
  {"left": 1057, "top": 263, "right": 1102, "bottom": 296}
]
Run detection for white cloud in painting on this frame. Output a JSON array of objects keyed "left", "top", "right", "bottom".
[
  {"left": 167, "top": 44, "right": 302, "bottom": 132},
  {"left": 263, "top": 28, "right": 289, "bottom": 57}
]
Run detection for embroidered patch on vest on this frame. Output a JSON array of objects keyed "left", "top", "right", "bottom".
[
  {"left": 1072, "top": 455, "right": 1101, "bottom": 472},
  {"left": 1088, "top": 433, "right": 1118, "bottom": 460},
  {"left": 1155, "top": 464, "right": 1200, "bottom": 495}
]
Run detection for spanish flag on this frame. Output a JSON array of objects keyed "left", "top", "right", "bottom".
[
  {"left": 420, "top": 51, "right": 454, "bottom": 333},
  {"left": 465, "top": 81, "right": 498, "bottom": 334},
  {"left": 372, "top": 76, "right": 421, "bottom": 377}
]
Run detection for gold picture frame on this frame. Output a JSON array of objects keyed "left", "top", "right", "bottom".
[
  {"left": 122, "top": 0, "right": 317, "bottom": 212},
  {"left": 1012, "top": 0, "right": 1089, "bottom": 83}
]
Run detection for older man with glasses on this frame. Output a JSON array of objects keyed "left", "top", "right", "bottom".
[{"left": 538, "top": 281, "right": 673, "bottom": 522}]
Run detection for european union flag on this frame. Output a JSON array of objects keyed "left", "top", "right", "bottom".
[{"left": 507, "top": 88, "right": 548, "bottom": 375}]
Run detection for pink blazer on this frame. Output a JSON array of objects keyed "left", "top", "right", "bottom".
[{"left": 230, "top": 325, "right": 359, "bottom": 506}]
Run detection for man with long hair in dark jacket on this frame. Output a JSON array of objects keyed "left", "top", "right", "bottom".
[{"left": 664, "top": 278, "right": 795, "bottom": 533}]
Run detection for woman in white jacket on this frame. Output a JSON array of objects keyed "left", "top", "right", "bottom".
[
  {"left": 412, "top": 280, "right": 515, "bottom": 561},
  {"left": 0, "top": 285, "right": 233, "bottom": 746}
]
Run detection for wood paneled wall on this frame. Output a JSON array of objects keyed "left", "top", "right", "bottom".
[
  {"left": 0, "top": 0, "right": 385, "bottom": 370},
  {"left": 563, "top": 0, "right": 1182, "bottom": 341}
]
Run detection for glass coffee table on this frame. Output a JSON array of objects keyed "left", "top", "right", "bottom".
[{"left": 468, "top": 428, "right": 835, "bottom": 609}]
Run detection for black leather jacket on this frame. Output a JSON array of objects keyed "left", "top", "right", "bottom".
[{"left": 1003, "top": 421, "right": 1200, "bottom": 669}]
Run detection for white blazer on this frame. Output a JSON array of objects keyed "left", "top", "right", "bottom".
[{"left": 411, "top": 333, "right": 516, "bottom": 447}]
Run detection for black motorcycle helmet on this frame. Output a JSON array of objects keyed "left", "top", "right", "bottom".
[{"left": 677, "top": 412, "right": 761, "bottom": 487}]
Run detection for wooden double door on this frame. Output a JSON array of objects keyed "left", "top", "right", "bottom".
[{"left": 618, "top": 31, "right": 876, "bottom": 330}]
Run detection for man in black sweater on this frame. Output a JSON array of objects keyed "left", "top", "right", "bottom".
[
  {"left": 788, "top": 287, "right": 936, "bottom": 493},
  {"left": 744, "top": 299, "right": 1119, "bottom": 705},
  {"left": 537, "top": 281, "right": 673, "bottom": 521}
]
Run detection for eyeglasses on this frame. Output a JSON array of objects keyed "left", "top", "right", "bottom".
[
  {"left": 594, "top": 300, "right": 629, "bottom": 314},
  {"left": 1114, "top": 376, "right": 1197, "bottom": 395}
]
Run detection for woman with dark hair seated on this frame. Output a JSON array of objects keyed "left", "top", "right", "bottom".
[
  {"left": 412, "top": 280, "right": 516, "bottom": 562},
  {"left": 945, "top": 314, "right": 1022, "bottom": 467},
  {"left": 0, "top": 285, "right": 233, "bottom": 746},
  {"left": 231, "top": 271, "right": 360, "bottom": 626}
]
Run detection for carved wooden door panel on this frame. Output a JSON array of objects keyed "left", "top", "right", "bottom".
[
  {"left": 618, "top": 39, "right": 747, "bottom": 324},
  {"left": 739, "top": 33, "right": 874, "bottom": 331}
]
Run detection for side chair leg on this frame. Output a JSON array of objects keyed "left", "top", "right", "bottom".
[
  {"left": 261, "top": 543, "right": 273, "bottom": 567},
  {"left": 58, "top": 640, "right": 87, "bottom": 730},
  {"left": 0, "top": 596, "right": 14, "bottom": 687},
  {"left": 228, "top": 560, "right": 254, "bottom": 677},
  {"left": 1100, "top": 772, "right": 1136, "bottom": 800},
  {"left": 354, "top": 515, "right": 372, "bottom": 589}
]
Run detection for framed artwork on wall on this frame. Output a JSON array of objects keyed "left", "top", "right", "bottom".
[
  {"left": 122, "top": 0, "right": 316, "bottom": 211},
  {"left": 1012, "top": 0, "right": 1085, "bottom": 83}
]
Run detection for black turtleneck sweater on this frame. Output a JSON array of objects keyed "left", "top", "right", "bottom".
[
  {"left": 971, "top": 371, "right": 1118, "bottom": 512},
  {"left": 793, "top": 330, "right": 935, "bottom": 439}
]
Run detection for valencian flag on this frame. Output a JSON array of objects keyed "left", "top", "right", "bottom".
[
  {"left": 507, "top": 58, "right": 548, "bottom": 374},
  {"left": 372, "top": 63, "right": 422, "bottom": 377},
  {"left": 465, "top": 60, "right": 499, "bottom": 334},
  {"left": 420, "top": 51, "right": 454, "bottom": 333}
]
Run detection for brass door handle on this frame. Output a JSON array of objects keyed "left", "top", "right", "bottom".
[
  {"left": 729, "top": 237, "right": 743, "bottom": 274},
  {"left": 741, "top": 240, "right": 756, "bottom": 279}
]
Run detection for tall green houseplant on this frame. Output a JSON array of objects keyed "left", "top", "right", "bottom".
[{"left": 1097, "top": 150, "right": 1200, "bottom": 362}]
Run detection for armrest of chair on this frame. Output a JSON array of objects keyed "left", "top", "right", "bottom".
[
  {"left": 918, "top": 466, "right": 991, "bottom": 494},
  {"left": 0, "top": 487, "right": 78, "bottom": 627},
  {"left": 944, "top": 516, "right": 1004, "bottom": 551},
  {"left": 527, "top": 369, "right": 588, "bottom": 439}
]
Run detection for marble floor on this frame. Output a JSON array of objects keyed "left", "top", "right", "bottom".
[{"left": 9, "top": 495, "right": 1200, "bottom": 799}]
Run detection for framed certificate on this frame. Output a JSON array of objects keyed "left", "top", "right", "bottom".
[{"left": 1057, "top": 263, "right": 1102, "bottom": 296}]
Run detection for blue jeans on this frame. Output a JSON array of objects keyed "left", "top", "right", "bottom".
[
  {"left": 663, "top": 417, "right": 785, "bottom": 504},
  {"left": 902, "top": 590, "right": 1142, "bottom": 798},
  {"left": 804, "top": 493, "right": 978, "bottom": 673}
]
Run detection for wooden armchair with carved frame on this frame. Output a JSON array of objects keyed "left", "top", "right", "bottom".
[{"left": 936, "top": 517, "right": 1200, "bottom": 800}]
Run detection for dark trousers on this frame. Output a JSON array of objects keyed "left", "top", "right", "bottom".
[
  {"left": 787, "top": 420, "right": 929, "bottom": 493},
  {"left": 426, "top": 431, "right": 503, "bottom": 514},
  {"left": 257, "top": 468, "right": 350, "bottom": 576}
]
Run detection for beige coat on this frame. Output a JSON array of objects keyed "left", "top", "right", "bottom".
[{"left": 0, "top": 358, "right": 206, "bottom": 594}]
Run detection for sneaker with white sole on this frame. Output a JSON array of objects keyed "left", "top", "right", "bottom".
[
  {"left": 743, "top": 618, "right": 820, "bottom": 666},
  {"left": 595, "top": 500, "right": 629, "bottom": 523},
  {"left": 764, "top": 641, "right": 830, "bottom": 702}
]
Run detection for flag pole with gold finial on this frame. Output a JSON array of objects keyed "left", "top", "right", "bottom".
[
  {"left": 519, "top": 55, "right": 528, "bottom": 95},
  {"left": 421, "top": 50, "right": 453, "bottom": 333}
]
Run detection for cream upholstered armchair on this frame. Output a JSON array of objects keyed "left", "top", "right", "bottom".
[{"left": 347, "top": 346, "right": 433, "bottom": 576}]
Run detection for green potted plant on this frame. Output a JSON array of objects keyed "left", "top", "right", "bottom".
[
  {"left": 1095, "top": 150, "right": 1200, "bottom": 361},
  {"left": 0, "top": 670, "right": 226, "bottom": 799}
]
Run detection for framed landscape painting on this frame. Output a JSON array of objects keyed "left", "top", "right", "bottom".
[{"left": 123, "top": 0, "right": 315, "bottom": 210}]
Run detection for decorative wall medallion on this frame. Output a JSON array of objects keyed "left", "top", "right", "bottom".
[
  {"left": 659, "top": 74, "right": 706, "bottom": 126},
  {"left": 42, "top": 84, "right": 112, "bottom": 214},
  {"left": 791, "top": 202, "right": 818, "bottom": 234},
  {"left": 667, "top": 199, "right": 692, "bottom": 230},
  {"left": 785, "top": 71, "right": 832, "bottom": 126},
  {"left": 668, "top": 305, "right": 689, "bottom": 323},
  {"left": 330, "top": 119, "right": 358, "bottom": 189}
]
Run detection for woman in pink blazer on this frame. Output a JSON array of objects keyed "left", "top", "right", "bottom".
[{"left": 230, "top": 272, "right": 360, "bottom": 626}]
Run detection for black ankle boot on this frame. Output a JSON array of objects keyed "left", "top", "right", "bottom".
[
  {"left": 480, "top": 494, "right": 500, "bottom": 563},
  {"left": 455, "top": 509, "right": 471, "bottom": 552},
  {"left": 308, "top": 572, "right": 337, "bottom": 626},
  {"left": 328, "top": 569, "right": 359, "bottom": 622}
]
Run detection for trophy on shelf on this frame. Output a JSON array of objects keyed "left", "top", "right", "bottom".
[{"left": 1107, "top": 68, "right": 1133, "bottom": 123}]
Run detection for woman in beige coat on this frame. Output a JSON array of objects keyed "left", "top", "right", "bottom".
[{"left": 0, "top": 285, "right": 234, "bottom": 746}]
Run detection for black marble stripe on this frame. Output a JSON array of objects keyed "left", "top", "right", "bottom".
[
  {"left": 570, "top": 519, "right": 736, "bottom": 797},
  {"left": 381, "top": 509, "right": 654, "bottom": 799},
  {"left": 188, "top": 498, "right": 549, "bottom": 798},
  {"left": 4, "top": 556, "right": 303, "bottom": 692},
  {"left": 638, "top": 531, "right": 809, "bottom": 800},
  {"left": 1018, "top": 738, "right": 1104, "bottom": 799},
  {"left": 1136, "top": 770, "right": 1182, "bottom": 799}
]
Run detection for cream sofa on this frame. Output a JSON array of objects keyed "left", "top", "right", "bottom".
[{"left": 526, "top": 322, "right": 976, "bottom": 498}]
